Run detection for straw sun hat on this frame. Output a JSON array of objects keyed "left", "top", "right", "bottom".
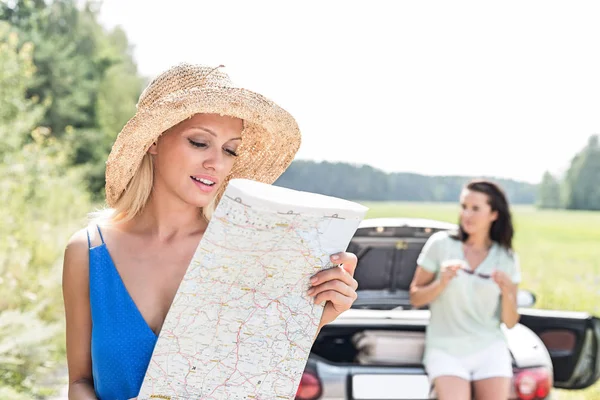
[{"left": 104, "top": 63, "right": 302, "bottom": 207}]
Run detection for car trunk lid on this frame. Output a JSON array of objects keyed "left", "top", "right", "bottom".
[{"left": 349, "top": 219, "right": 454, "bottom": 310}]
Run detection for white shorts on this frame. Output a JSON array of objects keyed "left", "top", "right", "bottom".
[{"left": 424, "top": 340, "right": 513, "bottom": 382}]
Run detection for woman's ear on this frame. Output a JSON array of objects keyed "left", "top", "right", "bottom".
[
  {"left": 148, "top": 141, "right": 158, "bottom": 155},
  {"left": 490, "top": 210, "right": 499, "bottom": 222}
]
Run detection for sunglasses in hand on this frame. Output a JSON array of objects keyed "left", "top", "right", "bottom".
[{"left": 460, "top": 268, "right": 492, "bottom": 280}]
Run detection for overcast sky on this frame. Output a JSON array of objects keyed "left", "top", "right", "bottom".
[{"left": 97, "top": 0, "right": 600, "bottom": 183}]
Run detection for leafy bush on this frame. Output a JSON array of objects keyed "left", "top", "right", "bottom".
[{"left": 0, "top": 21, "right": 91, "bottom": 398}]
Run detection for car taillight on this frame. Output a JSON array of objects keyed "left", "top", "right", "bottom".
[
  {"left": 295, "top": 370, "right": 322, "bottom": 400},
  {"left": 514, "top": 367, "right": 552, "bottom": 400}
]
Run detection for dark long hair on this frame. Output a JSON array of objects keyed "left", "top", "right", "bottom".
[{"left": 451, "top": 179, "right": 514, "bottom": 251}]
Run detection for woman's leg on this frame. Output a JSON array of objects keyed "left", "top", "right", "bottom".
[
  {"left": 434, "top": 376, "right": 472, "bottom": 400},
  {"left": 471, "top": 340, "right": 513, "bottom": 400},
  {"left": 472, "top": 377, "right": 511, "bottom": 400},
  {"left": 425, "top": 348, "right": 471, "bottom": 400}
]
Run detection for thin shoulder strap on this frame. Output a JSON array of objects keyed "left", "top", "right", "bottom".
[
  {"left": 86, "top": 227, "right": 92, "bottom": 249},
  {"left": 96, "top": 225, "right": 105, "bottom": 244}
]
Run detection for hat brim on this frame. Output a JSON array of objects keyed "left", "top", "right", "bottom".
[{"left": 105, "top": 87, "right": 301, "bottom": 207}]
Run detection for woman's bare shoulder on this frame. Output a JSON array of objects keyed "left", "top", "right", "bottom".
[{"left": 63, "top": 227, "right": 91, "bottom": 282}]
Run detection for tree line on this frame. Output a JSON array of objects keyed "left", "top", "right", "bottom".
[
  {"left": 537, "top": 135, "right": 600, "bottom": 211},
  {"left": 275, "top": 161, "right": 538, "bottom": 204},
  {"left": 275, "top": 135, "right": 600, "bottom": 209}
]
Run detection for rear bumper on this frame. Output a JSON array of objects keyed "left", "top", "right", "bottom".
[
  {"left": 314, "top": 359, "right": 434, "bottom": 399},
  {"left": 309, "top": 357, "right": 551, "bottom": 400}
]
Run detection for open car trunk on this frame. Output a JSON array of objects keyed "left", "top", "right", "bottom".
[
  {"left": 348, "top": 223, "right": 435, "bottom": 311},
  {"left": 311, "top": 222, "right": 441, "bottom": 367},
  {"left": 312, "top": 325, "right": 427, "bottom": 367}
]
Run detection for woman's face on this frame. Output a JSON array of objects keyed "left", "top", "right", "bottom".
[
  {"left": 459, "top": 189, "right": 498, "bottom": 237},
  {"left": 148, "top": 113, "right": 243, "bottom": 208}
]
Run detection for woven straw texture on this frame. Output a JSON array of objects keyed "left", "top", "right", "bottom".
[{"left": 105, "top": 63, "right": 301, "bottom": 207}]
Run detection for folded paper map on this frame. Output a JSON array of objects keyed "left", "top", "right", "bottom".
[{"left": 137, "top": 179, "right": 368, "bottom": 400}]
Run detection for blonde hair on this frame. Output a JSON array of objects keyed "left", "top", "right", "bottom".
[{"left": 89, "top": 152, "right": 217, "bottom": 225}]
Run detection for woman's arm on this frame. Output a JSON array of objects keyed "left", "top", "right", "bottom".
[
  {"left": 62, "top": 229, "right": 98, "bottom": 400},
  {"left": 409, "top": 264, "right": 460, "bottom": 308},
  {"left": 500, "top": 286, "right": 520, "bottom": 329},
  {"left": 409, "top": 267, "right": 445, "bottom": 308},
  {"left": 492, "top": 270, "right": 520, "bottom": 328},
  {"left": 408, "top": 232, "right": 457, "bottom": 308}
]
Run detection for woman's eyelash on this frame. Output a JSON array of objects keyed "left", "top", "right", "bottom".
[
  {"left": 188, "top": 139, "right": 206, "bottom": 148},
  {"left": 189, "top": 139, "right": 238, "bottom": 157}
]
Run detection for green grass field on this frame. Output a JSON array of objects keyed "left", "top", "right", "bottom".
[{"left": 362, "top": 202, "right": 600, "bottom": 400}]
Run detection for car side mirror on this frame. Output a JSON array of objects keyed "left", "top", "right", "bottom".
[{"left": 517, "top": 289, "right": 536, "bottom": 308}]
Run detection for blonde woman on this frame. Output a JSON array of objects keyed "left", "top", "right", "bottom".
[{"left": 62, "top": 64, "right": 359, "bottom": 400}]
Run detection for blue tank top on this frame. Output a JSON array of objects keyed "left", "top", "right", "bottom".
[{"left": 88, "top": 225, "right": 158, "bottom": 400}]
